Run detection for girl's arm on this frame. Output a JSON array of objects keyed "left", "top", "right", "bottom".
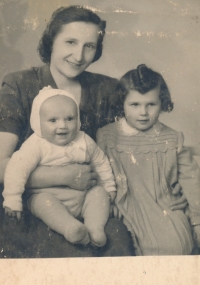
[
  {"left": 177, "top": 142, "right": 200, "bottom": 225},
  {"left": 0, "top": 132, "right": 97, "bottom": 190}
]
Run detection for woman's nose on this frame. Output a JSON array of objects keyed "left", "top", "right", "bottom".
[{"left": 73, "top": 45, "right": 84, "bottom": 62}]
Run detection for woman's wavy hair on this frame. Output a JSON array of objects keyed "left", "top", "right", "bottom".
[
  {"left": 116, "top": 64, "right": 174, "bottom": 117},
  {"left": 38, "top": 5, "right": 106, "bottom": 63}
]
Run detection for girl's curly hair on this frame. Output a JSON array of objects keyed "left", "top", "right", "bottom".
[{"left": 116, "top": 64, "right": 174, "bottom": 117}]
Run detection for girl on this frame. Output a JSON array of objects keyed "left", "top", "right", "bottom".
[{"left": 97, "top": 64, "right": 200, "bottom": 255}]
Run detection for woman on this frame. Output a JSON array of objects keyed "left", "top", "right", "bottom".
[
  {"left": 0, "top": 5, "right": 185, "bottom": 258},
  {"left": 0, "top": 5, "right": 135, "bottom": 258}
]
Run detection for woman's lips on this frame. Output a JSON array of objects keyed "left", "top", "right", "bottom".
[{"left": 66, "top": 60, "right": 82, "bottom": 67}]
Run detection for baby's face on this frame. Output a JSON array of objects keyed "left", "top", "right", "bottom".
[
  {"left": 123, "top": 87, "right": 161, "bottom": 131},
  {"left": 40, "top": 95, "right": 78, "bottom": 146}
]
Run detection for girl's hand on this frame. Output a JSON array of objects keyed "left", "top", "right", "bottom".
[
  {"left": 4, "top": 207, "right": 21, "bottom": 220},
  {"left": 110, "top": 204, "right": 123, "bottom": 220},
  {"left": 109, "top": 191, "right": 117, "bottom": 203},
  {"left": 193, "top": 225, "right": 200, "bottom": 248},
  {"left": 170, "top": 183, "right": 188, "bottom": 211}
]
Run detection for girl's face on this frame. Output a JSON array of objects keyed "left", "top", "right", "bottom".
[
  {"left": 123, "top": 87, "right": 162, "bottom": 131},
  {"left": 50, "top": 21, "right": 99, "bottom": 80},
  {"left": 40, "top": 96, "right": 78, "bottom": 146}
]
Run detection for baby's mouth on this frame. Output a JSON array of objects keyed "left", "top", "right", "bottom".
[{"left": 56, "top": 132, "right": 67, "bottom": 136}]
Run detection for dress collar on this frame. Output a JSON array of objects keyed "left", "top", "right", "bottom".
[
  {"left": 118, "top": 117, "right": 163, "bottom": 137},
  {"left": 118, "top": 117, "right": 139, "bottom": 136}
]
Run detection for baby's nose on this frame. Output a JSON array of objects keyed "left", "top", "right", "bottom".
[{"left": 58, "top": 120, "right": 67, "bottom": 128}]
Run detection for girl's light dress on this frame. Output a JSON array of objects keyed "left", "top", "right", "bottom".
[{"left": 97, "top": 119, "right": 200, "bottom": 255}]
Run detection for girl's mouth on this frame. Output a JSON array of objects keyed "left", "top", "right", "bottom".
[{"left": 138, "top": 120, "right": 149, "bottom": 124}]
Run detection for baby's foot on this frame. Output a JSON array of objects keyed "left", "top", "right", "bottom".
[
  {"left": 87, "top": 228, "right": 107, "bottom": 248},
  {"left": 64, "top": 223, "right": 90, "bottom": 245}
]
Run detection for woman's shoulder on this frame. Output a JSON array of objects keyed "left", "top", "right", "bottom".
[
  {"left": 2, "top": 66, "right": 43, "bottom": 85},
  {"left": 79, "top": 71, "right": 119, "bottom": 92}
]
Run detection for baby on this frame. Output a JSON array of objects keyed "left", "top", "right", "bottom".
[{"left": 3, "top": 86, "right": 116, "bottom": 247}]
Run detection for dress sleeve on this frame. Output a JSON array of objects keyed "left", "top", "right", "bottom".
[
  {"left": 96, "top": 128, "right": 107, "bottom": 153},
  {"left": 85, "top": 133, "right": 116, "bottom": 193},
  {"left": 177, "top": 132, "right": 200, "bottom": 226},
  {"left": 2, "top": 135, "right": 42, "bottom": 211},
  {"left": 0, "top": 73, "right": 27, "bottom": 137}
]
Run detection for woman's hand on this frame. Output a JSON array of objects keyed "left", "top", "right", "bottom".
[
  {"left": 4, "top": 207, "right": 21, "bottom": 220},
  {"left": 63, "top": 163, "right": 98, "bottom": 190},
  {"left": 170, "top": 182, "right": 188, "bottom": 211},
  {"left": 27, "top": 163, "right": 97, "bottom": 190}
]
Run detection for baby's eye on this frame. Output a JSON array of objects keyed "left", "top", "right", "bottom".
[
  {"left": 66, "top": 117, "right": 73, "bottom": 121},
  {"left": 49, "top": 118, "right": 56, "bottom": 123}
]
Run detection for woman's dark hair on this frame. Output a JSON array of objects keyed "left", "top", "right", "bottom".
[
  {"left": 38, "top": 5, "right": 106, "bottom": 63},
  {"left": 116, "top": 64, "right": 174, "bottom": 117}
]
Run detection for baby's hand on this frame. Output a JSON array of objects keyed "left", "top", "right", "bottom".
[
  {"left": 193, "top": 225, "right": 200, "bottom": 248},
  {"left": 4, "top": 207, "right": 21, "bottom": 220}
]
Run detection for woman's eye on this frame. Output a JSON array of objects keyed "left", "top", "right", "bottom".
[
  {"left": 132, "top": 103, "right": 139, "bottom": 106},
  {"left": 50, "top": 119, "right": 56, "bottom": 122},
  {"left": 149, "top": 103, "right": 156, "bottom": 106},
  {"left": 85, "top": 44, "right": 96, "bottom": 49}
]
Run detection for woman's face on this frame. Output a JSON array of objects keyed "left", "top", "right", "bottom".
[{"left": 50, "top": 21, "right": 99, "bottom": 80}]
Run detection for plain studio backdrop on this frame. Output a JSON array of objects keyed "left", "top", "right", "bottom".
[
  {"left": 0, "top": 0, "right": 199, "bottom": 149},
  {"left": 0, "top": 1, "right": 200, "bottom": 284}
]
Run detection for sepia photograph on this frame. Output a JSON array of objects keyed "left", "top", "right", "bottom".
[{"left": 0, "top": 0, "right": 200, "bottom": 284}]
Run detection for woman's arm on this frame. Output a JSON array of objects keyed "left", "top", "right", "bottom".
[
  {"left": 0, "top": 132, "right": 97, "bottom": 190},
  {"left": 27, "top": 163, "right": 97, "bottom": 190},
  {"left": 0, "top": 132, "right": 18, "bottom": 183}
]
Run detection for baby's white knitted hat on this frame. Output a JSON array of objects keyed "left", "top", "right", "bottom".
[{"left": 30, "top": 86, "right": 80, "bottom": 137}]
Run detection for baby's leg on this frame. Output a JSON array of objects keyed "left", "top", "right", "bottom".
[
  {"left": 82, "top": 186, "right": 110, "bottom": 247},
  {"left": 28, "top": 192, "right": 90, "bottom": 245}
]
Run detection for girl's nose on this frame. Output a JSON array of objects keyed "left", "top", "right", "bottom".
[
  {"left": 73, "top": 45, "right": 84, "bottom": 62},
  {"left": 140, "top": 106, "right": 147, "bottom": 115}
]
